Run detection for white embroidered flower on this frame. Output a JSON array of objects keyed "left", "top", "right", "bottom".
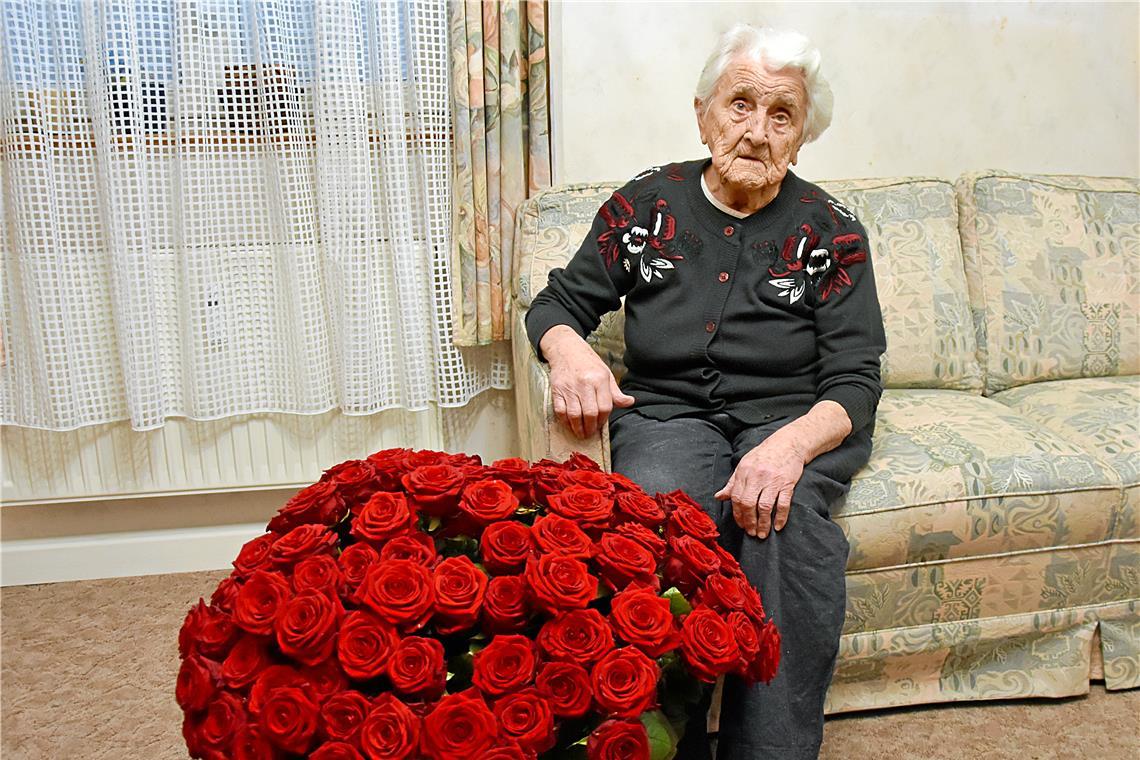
[
  {"left": 769, "top": 277, "right": 806, "bottom": 305},
  {"left": 631, "top": 166, "right": 662, "bottom": 180},
  {"left": 827, "top": 198, "right": 857, "bottom": 221},
  {"left": 805, "top": 247, "right": 832, "bottom": 279},
  {"left": 622, "top": 226, "right": 649, "bottom": 255}
]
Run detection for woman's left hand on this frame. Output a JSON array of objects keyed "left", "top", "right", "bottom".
[{"left": 715, "top": 433, "right": 806, "bottom": 539}]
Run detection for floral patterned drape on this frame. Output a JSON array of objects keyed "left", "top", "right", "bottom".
[{"left": 449, "top": 0, "right": 552, "bottom": 346}]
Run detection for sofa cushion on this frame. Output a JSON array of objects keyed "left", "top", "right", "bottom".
[
  {"left": 836, "top": 389, "right": 1123, "bottom": 572},
  {"left": 515, "top": 177, "right": 981, "bottom": 391},
  {"left": 956, "top": 172, "right": 1140, "bottom": 394},
  {"left": 991, "top": 376, "right": 1139, "bottom": 540},
  {"left": 820, "top": 178, "right": 982, "bottom": 392}
]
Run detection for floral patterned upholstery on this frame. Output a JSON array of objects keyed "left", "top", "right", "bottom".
[
  {"left": 511, "top": 172, "right": 1140, "bottom": 714},
  {"left": 957, "top": 172, "right": 1140, "bottom": 395}
]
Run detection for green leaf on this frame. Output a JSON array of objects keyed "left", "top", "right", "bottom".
[
  {"left": 663, "top": 586, "right": 692, "bottom": 617},
  {"left": 427, "top": 516, "right": 442, "bottom": 532},
  {"left": 641, "top": 710, "right": 680, "bottom": 760}
]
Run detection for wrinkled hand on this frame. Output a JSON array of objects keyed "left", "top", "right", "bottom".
[
  {"left": 541, "top": 326, "right": 635, "bottom": 439},
  {"left": 715, "top": 434, "right": 806, "bottom": 539}
]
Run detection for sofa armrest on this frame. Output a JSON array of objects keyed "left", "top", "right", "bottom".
[{"left": 511, "top": 308, "right": 610, "bottom": 471}]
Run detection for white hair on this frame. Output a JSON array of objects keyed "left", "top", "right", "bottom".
[{"left": 694, "top": 23, "right": 834, "bottom": 145}]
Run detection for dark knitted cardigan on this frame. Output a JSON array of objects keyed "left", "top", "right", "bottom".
[{"left": 525, "top": 158, "right": 887, "bottom": 433}]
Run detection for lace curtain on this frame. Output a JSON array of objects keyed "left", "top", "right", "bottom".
[{"left": 1, "top": 0, "right": 510, "bottom": 431}]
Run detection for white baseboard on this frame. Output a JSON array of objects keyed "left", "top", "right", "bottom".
[{"left": 0, "top": 522, "right": 267, "bottom": 586}]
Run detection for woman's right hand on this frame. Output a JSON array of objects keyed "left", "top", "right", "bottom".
[{"left": 539, "top": 325, "right": 635, "bottom": 439}]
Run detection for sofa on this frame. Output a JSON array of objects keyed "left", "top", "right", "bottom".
[{"left": 510, "top": 169, "right": 1139, "bottom": 714}]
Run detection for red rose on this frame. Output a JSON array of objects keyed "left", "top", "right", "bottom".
[
  {"left": 209, "top": 575, "right": 241, "bottom": 615},
  {"left": 388, "top": 636, "right": 447, "bottom": 699},
  {"left": 557, "top": 468, "right": 616, "bottom": 496},
  {"left": 738, "top": 574, "right": 766, "bottom": 621},
  {"left": 547, "top": 486, "right": 614, "bottom": 530},
  {"left": 482, "top": 575, "right": 531, "bottom": 633},
  {"left": 746, "top": 617, "right": 781, "bottom": 684},
  {"left": 666, "top": 500, "right": 719, "bottom": 542},
  {"left": 482, "top": 742, "right": 532, "bottom": 760},
  {"left": 480, "top": 521, "right": 536, "bottom": 574},
  {"left": 594, "top": 533, "right": 658, "bottom": 592},
  {"left": 259, "top": 686, "right": 320, "bottom": 755},
  {"left": 525, "top": 554, "right": 598, "bottom": 615},
  {"left": 698, "top": 573, "right": 751, "bottom": 615},
  {"left": 679, "top": 607, "right": 740, "bottom": 682},
  {"left": 421, "top": 691, "right": 498, "bottom": 760},
  {"left": 299, "top": 658, "right": 349, "bottom": 703},
  {"left": 530, "top": 466, "right": 563, "bottom": 508},
  {"left": 231, "top": 724, "right": 276, "bottom": 760},
  {"left": 587, "top": 719, "right": 650, "bottom": 760},
  {"left": 656, "top": 488, "right": 703, "bottom": 515},
  {"left": 590, "top": 647, "right": 659, "bottom": 718},
  {"left": 176, "top": 653, "right": 220, "bottom": 713},
  {"left": 401, "top": 464, "right": 466, "bottom": 517},
  {"left": 614, "top": 522, "right": 667, "bottom": 561},
  {"left": 198, "top": 691, "right": 246, "bottom": 753},
  {"left": 662, "top": 535, "right": 720, "bottom": 595},
  {"left": 321, "top": 459, "right": 378, "bottom": 505},
  {"left": 179, "top": 599, "right": 237, "bottom": 660},
  {"left": 488, "top": 457, "right": 534, "bottom": 505},
  {"left": 379, "top": 531, "right": 438, "bottom": 566},
  {"left": 338, "top": 542, "right": 380, "bottom": 594},
  {"left": 268, "top": 480, "right": 346, "bottom": 534},
  {"left": 365, "top": 447, "right": 414, "bottom": 489},
  {"left": 221, "top": 634, "right": 273, "bottom": 690},
  {"left": 359, "top": 692, "right": 421, "bottom": 759},
  {"left": 232, "top": 570, "right": 292, "bottom": 636},
  {"left": 565, "top": 452, "right": 603, "bottom": 471},
  {"left": 493, "top": 688, "right": 555, "bottom": 754},
  {"left": 293, "top": 554, "right": 347, "bottom": 599},
  {"left": 535, "top": 661, "right": 593, "bottom": 718},
  {"left": 248, "top": 665, "right": 307, "bottom": 715},
  {"left": 275, "top": 589, "right": 344, "bottom": 666},
  {"left": 404, "top": 449, "right": 450, "bottom": 469},
  {"left": 351, "top": 491, "right": 414, "bottom": 544},
  {"left": 233, "top": 533, "right": 276, "bottom": 578},
  {"left": 432, "top": 555, "right": 488, "bottom": 634},
  {"left": 337, "top": 611, "right": 397, "bottom": 681},
  {"left": 356, "top": 559, "right": 435, "bottom": 630},
  {"left": 268, "top": 524, "right": 338, "bottom": 569},
  {"left": 311, "top": 742, "right": 364, "bottom": 760},
  {"left": 614, "top": 491, "right": 666, "bottom": 527},
  {"left": 727, "top": 611, "right": 761, "bottom": 667},
  {"left": 608, "top": 472, "right": 641, "bottom": 494},
  {"left": 537, "top": 608, "right": 614, "bottom": 664},
  {"left": 458, "top": 478, "right": 520, "bottom": 524},
  {"left": 471, "top": 634, "right": 537, "bottom": 696},
  {"left": 531, "top": 514, "right": 593, "bottom": 558},
  {"left": 320, "top": 690, "right": 373, "bottom": 744},
  {"left": 609, "top": 586, "right": 681, "bottom": 659}
]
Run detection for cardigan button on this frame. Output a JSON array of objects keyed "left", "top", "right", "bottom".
[
  {"left": 718, "top": 271, "right": 730, "bottom": 283},
  {"left": 705, "top": 321, "right": 716, "bottom": 333},
  {"left": 723, "top": 226, "right": 735, "bottom": 237}
]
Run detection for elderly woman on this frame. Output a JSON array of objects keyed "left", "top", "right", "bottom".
[{"left": 525, "top": 23, "right": 885, "bottom": 760}]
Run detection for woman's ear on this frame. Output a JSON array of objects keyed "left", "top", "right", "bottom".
[{"left": 693, "top": 97, "right": 707, "bottom": 145}]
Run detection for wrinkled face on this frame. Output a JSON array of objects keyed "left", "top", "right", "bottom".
[{"left": 695, "top": 57, "right": 809, "bottom": 196}]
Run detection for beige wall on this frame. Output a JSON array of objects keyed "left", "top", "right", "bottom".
[{"left": 550, "top": 1, "right": 1139, "bottom": 185}]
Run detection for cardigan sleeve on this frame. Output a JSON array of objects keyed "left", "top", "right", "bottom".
[
  {"left": 525, "top": 187, "right": 639, "bottom": 362},
  {"left": 811, "top": 218, "right": 887, "bottom": 433}
]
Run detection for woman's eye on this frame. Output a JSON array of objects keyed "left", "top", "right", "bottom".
[{"left": 732, "top": 101, "right": 748, "bottom": 112}]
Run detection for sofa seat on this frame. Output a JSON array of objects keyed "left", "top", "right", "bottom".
[
  {"left": 991, "top": 376, "right": 1139, "bottom": 541},
  {"left": 835, "top": 389, "right": 1124, "bottom": 572}
]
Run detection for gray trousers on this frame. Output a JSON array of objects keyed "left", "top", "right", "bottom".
[{"left": 609, "top": 410, "right": 873, "bottom": 760}]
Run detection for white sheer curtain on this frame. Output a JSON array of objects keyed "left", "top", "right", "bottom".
[{"left": 1, "top": 0, "right": 509, "bottom": 431}]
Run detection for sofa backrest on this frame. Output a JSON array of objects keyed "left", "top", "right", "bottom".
[
  {"left": 513, "top": 176, "right": 985, "bottom": 392},
  {"left": 957, "top": 172, "right": 1140, "bottom": 395}
]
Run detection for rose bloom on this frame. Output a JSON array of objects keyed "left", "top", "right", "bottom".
[
  {"left": 400, "top": 464, "right": 466, "bottom": 517},
  {"left": 421, "top": 691, "right": 498, "bottom": 760},
  {"left": 594, "top": 532, "right": 659, "bottom": 592},
  {"left": 680, "top": 607, "right": 741, "bottom": 682},
  {"left": 337, "top": 610, "right": 397, "bottom": 681},
  {"left": 356, "top": 559, "right": 435, "bottom": 630},
  {"left": 388, "top": 635, "right": 447, "bottom": 699},
  {"left": 293, "top": 554, "right": 347, "bottom": 599},
  {"left": 259, "top": 686, "right": 321, "bottom": 755},
  {"left": 310, "top": 742, "right": 364, "bottom": 760},
  {"left": 537, "top": 608, "right": 615, "bottom": 664},
  {"left": 590, "top": 646, "right": 660, "bottom": 718},
  {"left": 666, "top": 500, "right": 720, "bottom": 542},
  {"left": 479, "top": 520, "right": 536, "bottom": 574},
  {"left": 614, "top": 491, "right": 666, "bottom": 527},
  {"left": 248, "top": 665, "right": 307, "bottom": 716},
  {"left": 487, "top": 456, "right": 535, "bottom": 505},
  {"left": 338, "top": 542, "right": 380, "bottom": 594},
  {"left": 482, "top": 575, "right": 531, "bottom": 633},
  {"left": 274, "top": 589, "right": 344, "bottom": 666},
  {"left": 432, "top": 555, "right": 488, "bottom": 635},
  {"left": 609, "top": 585, "right": 682, "bottom": 658},
  {"left": 587, "top": 719, "right": 650, "bottom": 760},
  {"left": 615, "top": 522, "right": 667, "bottom": 561},
  {"left": 471, "top": 634, "right": 537, "bottom": 696},
  {"left": 351, "top": 491, "right": 414, "bottom": 544},
  {"left": 233, "top": 533, "right": 276, "bottom": 578},
  {"left": 531, "top": 513, "right": 594, "bottom": 558},
  {"left": 546, "top": 485, "right": 615, "bottom": 530},
  {"left": 232, "top": 570, "right": 292, "bottom": 636},
  {"left": 525, "top": 554, "right": 599, "bottom": 615},
  {"left": 179, "top": 599, "right": 237, "bottom": 660},
  {"left": 267, "top": 524, "right": 338, "bottom": 569},
  {"left": 557, "top": 468, "right": 617, "bottom": 497},
  {"left": 493, "top": 688, "right": 556, "bottom": 754},
  {"left": 268, "top": 480, "right": 346, "bottom": 534},
  {"left": 379, "top": 531, "right": 438, "bottom": 566},
  {"left": 221, "top": 634, "right": 273, "bottom": 690},
  {"left": 535, "top": 661, "right": 593, "bottom": 718},
  {"left": 320, "top": 690, "right": 374, "bottom": 744},
  {"left": 458, "top": 478, "right": 520, "bottom": 524},
  {"left": 360, "top": 692, "right": 421, "bottom": 760},
  {"left": 176, "top": 654, "right": 220, "bottom": 713},
  {"left": 230, "top": 723, "right": 276, "bottom": 760}
]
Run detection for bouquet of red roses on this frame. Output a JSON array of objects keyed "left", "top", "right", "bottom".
[{"left": 177, "top": 449, "right": 780, "bottom": 760}]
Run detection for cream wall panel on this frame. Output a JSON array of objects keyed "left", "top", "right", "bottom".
[{"left": 551, "top": 2, "right": 1139, "bottom": 185}]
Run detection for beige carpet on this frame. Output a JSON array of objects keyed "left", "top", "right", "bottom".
[{"left": 2, "top": 569, "right": 1137, "bottom": 760}]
